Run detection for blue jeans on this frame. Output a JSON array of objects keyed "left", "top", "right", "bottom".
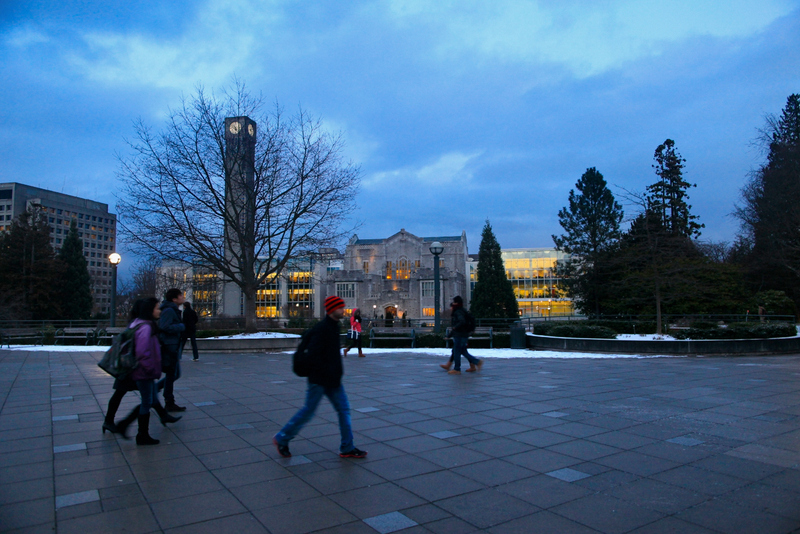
[
  {"left": 452, "top": 336, "right": 479, "bottom": 371},
  {"left": 135, "top": 379, "right": 157, "bottom": 414},
  {"left": 275, "top": 383, "right": 354, "bottom": 453}
]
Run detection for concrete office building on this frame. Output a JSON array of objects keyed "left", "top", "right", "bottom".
[{"left": 0, "top": 183, "right": 118, "bottom": 315}]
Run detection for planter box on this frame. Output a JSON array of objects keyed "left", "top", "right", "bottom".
[{"left": 194, "top": 336, "right": 301, "bottom": 354}]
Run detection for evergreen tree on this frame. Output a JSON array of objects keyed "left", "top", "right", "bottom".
[
  {"left": 552, "top": 167, "right": 623, "bottom": 316},
  {"left": 0, "top": 210, "right": 61, "bottom": 320},
  {"left": 736, "top": 94, "right": 800, "bottom": 306},
  {"left": 56, "top": 219, "right": 93, "bottom": 319},
  {"left": 470, "top": 221, "right": 519, "bottom": 320},
  {"left": 647, "top": 139, "right": 703, "bottom": 237}
]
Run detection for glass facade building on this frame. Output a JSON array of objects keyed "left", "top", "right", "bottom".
[{"left": 468, "top": 248, "right": 574, "bottom": 317}]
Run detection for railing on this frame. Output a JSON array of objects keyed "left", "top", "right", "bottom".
[
  {"left": 0, "top": 319, "right": 112, "bottom": 329},
  {"left": 516, "top": 313, "right": 796, "bottom": 332}
]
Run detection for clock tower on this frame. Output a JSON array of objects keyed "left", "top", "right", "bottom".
[{"left": 223, "top": 116, "right": 257, "bottom": 316}]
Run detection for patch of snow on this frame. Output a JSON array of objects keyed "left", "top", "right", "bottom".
[
  {"left": 205, "top": 332, "right": 300, "bottom": 340},
  {"left": 615, "top": 333, "right": 678, "bottom": 341},
  {"left": 295, "top": 348, "right": 680, "bottom": 359}
]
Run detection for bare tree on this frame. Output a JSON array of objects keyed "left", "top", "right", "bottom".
[{"left": 116, "top": 82, "right": 360, "bottom": 330}]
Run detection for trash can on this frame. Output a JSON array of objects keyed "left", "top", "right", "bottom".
[{"left": 510, "top": 323, "right": 527, "bottom": 349}]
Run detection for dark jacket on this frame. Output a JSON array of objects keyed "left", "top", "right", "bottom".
[
  {"left": 129, "top": 318, "right": 162, "bottom": 381},
  {"left": 307, "top": 316, "right": 344, "bottom": 388},
  {"left": 182, "top": 306, "right": 199, "bottom": 337},
  {"left": 450, "top": 306, "right": 472, "bottom": 338},
  {"left": 158, "top": 300, "right": 185, "bottom": 367}
]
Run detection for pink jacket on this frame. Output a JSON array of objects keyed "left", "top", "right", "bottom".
[
  {"left": 129, "top": 318, "right": 162, "bottom": 381},
  {"left": 350, "top": 315, "right": 362, "bottom": 333}
]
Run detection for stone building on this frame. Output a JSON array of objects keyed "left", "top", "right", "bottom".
[{"left": 321, "top": 229, "right": 470, "bottom": 321}]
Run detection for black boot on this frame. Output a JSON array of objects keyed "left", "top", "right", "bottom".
[
  {"left": 115, "top": 405, "right": 140, "bottom": 440},
  {"left": 136, "top": 413, "right": 159, "bottom": 445},
  {"left": 103, "top": 389, "right": 127, "bottom": 434},
  {"left": 153, "top": 400, "right": 182, "bottom": 426}
]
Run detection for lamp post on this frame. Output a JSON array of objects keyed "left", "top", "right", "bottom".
[
  {"left": 108, "top": 253, "right": 121, "bottom": 327},
  {"left": 429, "top": 241, "right": 444, "bottom": 333}
]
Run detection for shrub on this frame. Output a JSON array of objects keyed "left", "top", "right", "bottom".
[
  {"left": 671, "top": 322, "right": 797, "bottom": 340},
  {"left": 545, "top": 324, "right": 617, "bottom": 339}
]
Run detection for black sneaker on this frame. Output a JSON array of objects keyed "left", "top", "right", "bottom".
[
  {"left": 273, "top": 437, "right": 291, "bottom": 458},
  {"left": 339, "top": 447, "right": 367, "bottom": 459}
]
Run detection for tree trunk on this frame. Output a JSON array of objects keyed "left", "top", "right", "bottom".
[
  {"left": 243, "top": 285, "right": 258, "bottom": 333},
  {"left": 655, "top": 281, "right": 663, "bottom": 335}
]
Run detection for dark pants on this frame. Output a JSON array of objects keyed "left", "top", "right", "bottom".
[
  {"left": 157, "top": 360, "right": 181, "bottom": 405},
  {"left": 185, "top": 336, "right": 199, "bottom": 360}
]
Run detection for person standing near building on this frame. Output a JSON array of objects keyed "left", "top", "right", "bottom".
[
  {"left": 157, "top": 288, "right": 186, "bottom": 412},
  {"left": 342, "top": 308, "right": 364, "bottom": 358},
  {"left": 443, "top": 295, "right": 482, "bottom": 375},
  {"left": 273, "top": 296, "right": 367, "bottom": 459},
  {"left": 182, "top": 301, "right": 200, "bottom": 361}
]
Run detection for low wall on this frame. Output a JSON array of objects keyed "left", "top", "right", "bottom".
[
  {"left": 527, "top": 333, "right": 800, "bottom": 355},
  {"left": 194, "top": 336, "right": 301, "bottom": 354}
]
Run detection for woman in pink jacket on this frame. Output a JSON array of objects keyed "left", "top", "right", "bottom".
[
  {"left": 342, "top": 308, "right": 364, "bottom": 358},
  {"left": 109, "top": 298, "right": 181, "bottom": 445}
]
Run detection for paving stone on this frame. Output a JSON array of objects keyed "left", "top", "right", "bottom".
[
  {"left": 546, "top": 468, "right": 591, "bottom": 482},
  {"left": 429, "top": 430, "right": 461, "bottom": 439},
  {"left": 363, "top": 511, "right": 418, "bottom": 533},
  {"left": 55, "top": 489, "right": 100, "bottom": 509}
]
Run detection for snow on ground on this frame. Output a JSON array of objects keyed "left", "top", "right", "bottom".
[
  {"left": 205, "top": 332, "right": 300, "bottom": 339},
  {"left": 615, "top": 333, "right": 678, "bottom": 341},
  {"left": 2, "top": 345, "right": 679, "bottom": 358}
]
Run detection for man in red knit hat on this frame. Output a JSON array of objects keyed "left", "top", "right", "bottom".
[{"left": 273, "top": 295, "right": 367, "bottom": 459}]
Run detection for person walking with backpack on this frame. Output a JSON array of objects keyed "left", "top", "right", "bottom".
[
  {"left": 273, "top": 296, "right": 367, "bottom": 459},
  {"left": 110, "top": 298, "right": 181, "bottom": 445},
  {"left": 441, "top": 295, "right": 483, "bottom": 375},
  {"left": 157, "top": 288, "right": 186, "bottom": 412}
]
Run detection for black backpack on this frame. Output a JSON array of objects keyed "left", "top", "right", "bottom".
[
  {"left": 292, "top": 328, "right": 316, "bottom": 377},
  {"left": 465, "top": 310, "right": 477, "bottom": 333},
  {"left": 98, "top": 325, "right": 141, "bottom": 378}
]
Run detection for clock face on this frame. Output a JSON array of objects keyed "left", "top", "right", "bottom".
[
  {"left": 229, "top": 122, "right": 241, "bottom": 134},
  {"left": 248, "top": 124, "right": 255, "bottom": 136}
]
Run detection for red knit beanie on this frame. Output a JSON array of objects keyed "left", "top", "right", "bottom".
[{"left": 324, "top": 295, "right": 345, "bottom": 314}]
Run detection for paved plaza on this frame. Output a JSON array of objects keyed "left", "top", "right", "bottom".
[{"left": 1, "top": 348, "right": 800, "bottom": 534}]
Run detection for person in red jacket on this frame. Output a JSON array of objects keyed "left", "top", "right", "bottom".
[
  {"left": 342, "top": 308, "right": 364, "bottom": 358},
  {"left": 111, "top": 298, "right": 181, "bottom": 445}
]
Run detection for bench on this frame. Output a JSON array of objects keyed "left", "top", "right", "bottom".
[
  {"left": 54, "top": 327, "right": 96, "bottom": 345},
  {"left": 445, "top": 326, "right": 494, "bottom": 348},
  {"left": 0, "top": 328, "right": 45, "bottom": 348},
  {"left": 95, "top": 327, "right": 127, "bottom": 345},
  {"left": 370, "top": 327, "right": 419, "bottom": 348}
]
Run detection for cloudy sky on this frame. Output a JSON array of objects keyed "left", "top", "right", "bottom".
[{"left": 2, "top": 1, "right": 799, "bottom": 276}]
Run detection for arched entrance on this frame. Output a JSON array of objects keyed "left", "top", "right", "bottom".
[{"left": 384, "top": 305, "right": 397, "bottom": 327}]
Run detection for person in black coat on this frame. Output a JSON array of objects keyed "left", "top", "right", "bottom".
[
  {"left": 273, "top": 296, "right": 367, "bottom": 459},
  {"left": 182, "top": 301, "right": 200, "bottom": 361}
]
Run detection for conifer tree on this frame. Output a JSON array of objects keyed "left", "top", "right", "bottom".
[
  {"left": 470, "top": 221, "right": 519, "bottom": 320},
  {"left": 647, "top": 139, "right": 703, "bottom": 237},
  {"left": 0, "top": 211, "right": 61, "bottom": 320},
  {"left": 552, "top": 167, "right": 623, "bottom": 316},
  {"left": 56, "top": 219, "right": 93, "bottom": 319},
  {"left": 736, "top": 94, "right": 800, "bottom": 306}
]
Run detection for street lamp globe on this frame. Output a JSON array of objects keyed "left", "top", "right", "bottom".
[
  {"left": 429, "top": 242, "right": 444, "bottom": 255},
  {"left": 108, "top": 252, "right": 121, "bottom": 265}
]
